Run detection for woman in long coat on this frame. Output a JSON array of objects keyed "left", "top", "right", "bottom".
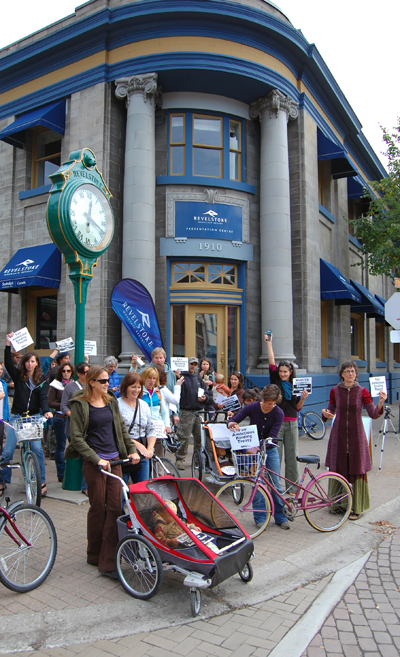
[{"left": 322, "top": 361, "right": 386, "bottom": 520}]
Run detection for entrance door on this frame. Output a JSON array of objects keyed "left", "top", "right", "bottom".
[{"left": 186, "top": 305, "right": 227, "bottom": 379}]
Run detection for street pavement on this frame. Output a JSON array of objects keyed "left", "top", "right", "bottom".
[{"left": 1, "top": 406, "right": 400, "bottom": 656}]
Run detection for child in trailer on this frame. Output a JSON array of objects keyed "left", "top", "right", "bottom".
[{"left": 152, "top": 500, "right": 201, "bottom": 548}]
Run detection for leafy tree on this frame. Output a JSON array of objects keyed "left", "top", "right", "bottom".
[{"left": 349, "top": 121, "right": 400, "bottom": 277}]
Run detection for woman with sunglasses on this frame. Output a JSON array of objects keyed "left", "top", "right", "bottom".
[
  {"left": 48, "top": 363, "right": 74, "bottom": 483},
  {"left": 322, "top": 361, "right": 386, "bottom": 520},
  {"left": 228, "top": 370, "right": 245, "bottom": 405},
  {"left": 264, "top": 332, "right": 308, "bottom": 493},
  {"left": 66, "top": 365, "right": 140, "bottom": 579}
]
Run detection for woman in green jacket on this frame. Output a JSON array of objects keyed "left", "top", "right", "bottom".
[{"left": 66, "top": 365, "right": 139, "bottom": 579}]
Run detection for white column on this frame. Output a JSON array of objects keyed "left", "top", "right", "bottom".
[
  {"left": 115, "top": 73, "right": 161, "bottom": 365},
  {"left": 249, "top": 90, "right": 298, "bottom": 367}
]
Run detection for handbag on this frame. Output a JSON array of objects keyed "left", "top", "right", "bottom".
[{"left": 122, "top": 403, "right": 145, "bottom": 474}]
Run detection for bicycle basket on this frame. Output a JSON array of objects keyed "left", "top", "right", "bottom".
[
  {"left": 232, "top": 451, "right": 262, "bottom": 477},
  {"left": 12, "top": 416, "right": 45, "bottom": 443}
]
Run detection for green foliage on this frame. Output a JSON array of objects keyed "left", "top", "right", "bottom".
[{"left": 349, "top": 121, "right": 400, "bottom": 278}]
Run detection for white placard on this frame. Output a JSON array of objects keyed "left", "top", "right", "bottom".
[
  {"left": 215, "top": 392, "right": 229, "bottom": 404},
  {"left": 10, "top": 327, "right": 33, "bottom": 352},
  {"left": 56, "top": 337, "right": 75, "bottom": 353},
  {"left": 222, "top": 394, "right": 241, "bottom": 411},
  {"left": 369, "top": 376, "right": 387, "bottom": 397},
  {"left": 152, "top": 419, "right": 166, "bottom": 439},
  {"left": 171, "top": 357, "right": 188, "bottom": 371},
  {"left": 209, "top": 423, "right": 233, "bottom": 443},
  {"left": 84, "top": 340, "right": 97, "bottom": 356},
  {"left": 198, "top": 387, "right": 205, "bottom": 398},
  {"left": 229, "top": 425, "right": 260, "bottom": 451},
  {"left": 136, "top": 356, "right": 144, "bottom": 367},
  {"left": 362, "top": 417, "right": 373, "bottom": 446},
  {"left": 293, "top": 377, "right": 312, "bottom": 395}
]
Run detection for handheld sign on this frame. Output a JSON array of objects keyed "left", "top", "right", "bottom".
[
  {"left": 171, "top": 357, "right": 188, "bottom": 371},
  {"left": 84, "top": 340, "right": 97, "bottom": 356},
  {"left": 136, "top": 356, "right": 144, "bottom": 367},
  {"left": 222, "top": 394, "right": 241, "bottom": 412},
  {"left": 152, "top": 419, "right": 166, "bottom": 439},
  {"left": 56, "top": 337, "right": 75, "bottom": 353},
  {"left": 10, "top": 328, "right": 33, "bottom": 352},
  {"left": 293, "top": 377, "right": 312, "bottom": 395},
  {"left": 209, "top": 423, "right": 233, "bottom": 443},
  {"left": 198, "top": 387, "right": 205, "bottom": 398},
  {"left": 229, "top": 425, "right": 259, "bottom": 451},
  {"left": 369, "top": 376, "right": 387, "bottom": 398}
]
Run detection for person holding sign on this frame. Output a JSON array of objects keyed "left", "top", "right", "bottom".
[
  {"left": 228, "top": 384, "right": 289, "bottom": 530},
  {"left": 4, "top": 334, "right": 53, "bottom": 496},
  {"left": 322, "top": 361, "right": 386, "bottom": 520},
  {"left": 228, "top": 370, "right": 245, "bottom": 406},
  {"left": 264, "top": 333, "right": 308, "bottom": 493}
]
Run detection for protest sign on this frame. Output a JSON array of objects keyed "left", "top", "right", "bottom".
[
  {"left": 152, "top": 419, "right": 166, "bottom": 439},
  {"left": 84, "top": 340, "right": 97, "bottom": 356},
  {"left": 222, "top": 394, "right": 241, "bottom": 412},
  {"left": 10, "top": 328, "right": 33, "bottom": 352},
  {"left": 171, "top": 357, "right": 188, "bottom": 371},
  {"left": 293, "top": 377, "right": 312, "bottom": 395},
  {"left": 229, "top": 425, "right": 259, "bottom": 451},
  {"left": 198, "top": 387, "right": 205, "bottom": 398},
  {"left": 369, "top": 376, "right": 387, "bottom": 397},
  {"left": 209, "top": 423, "right": 233, "bottom": 443},
  {"left": 56, "top": 337, "right": 75, "bottom": 353}
]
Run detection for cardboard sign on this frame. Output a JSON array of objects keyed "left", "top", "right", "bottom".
[
  {"left": 10, "top": 328, "right": 33, "bottom": 352},
  {"left": 222, "top": 394, "right": 241, "bottom": 412},
  {"left": 209, "top": 423, "right": 233, "bottom": 443},
  {"left": 152, "top": 419, "right": 166, "bottom": 439},
  {"left": 84, "top": 340, "right": 97, "bottom": 356},
  {"left": 56, "top": 337, "right": 75, "bottom": 353},
  {"left": 198, "top": 387, "right": 205, "bottom": 398},
  {"left": 369, "top": 376, "right": 387, "bottom": 398},
  {"left": 215, "top": 392, "right": 229, "bottom": 405},
  {"left": 229, "top": 424, "right": 260, "bottom": 451},
  {"left": 171, "top": 357, "right": 188, "bottom": 371},
  {"left": 293, "top": 377, "right": 312, "bottom": 395}
]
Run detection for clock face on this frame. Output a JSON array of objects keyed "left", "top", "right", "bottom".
[{"left": 69, "top": 184, "right": 113, "bottom": 251}]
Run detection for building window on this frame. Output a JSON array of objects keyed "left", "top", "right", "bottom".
[
  {"left": 27, "top": 289, "right": 58, "bottom": 354},
  {"left": 172, "top": 262, "right": 238, "bottom": 288},
  {"left": 394, "top": 342, "right": 400, "bottom": 364},
  {"left": 32, "top": 130, "right": 61, "bottom": 189},
  {"left": 375, "top": 321, "right": 385, "bottom": 362},
  {"left": 351, "top": 313, "right": 364, "bottom": 360},
  {"left": 169, "top": 112, "right": 243, "bottom": 183},
  {"left": 321, "top": 300, "right": 328, "bottom": 358}
]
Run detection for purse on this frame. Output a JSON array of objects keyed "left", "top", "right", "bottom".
[{"left": 122, "top": 403, "right": 145, "bottom": 474}]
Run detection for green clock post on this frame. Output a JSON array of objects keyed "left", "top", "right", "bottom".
[{"left": 46, "top": 148, "right": 115, "bottom": 364}]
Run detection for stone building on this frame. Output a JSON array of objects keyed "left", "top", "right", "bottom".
[{"left": 0, "top": 0, "right": 397, "bottom": 405}]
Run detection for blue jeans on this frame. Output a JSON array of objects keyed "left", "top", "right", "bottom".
[
  {"left": 53, "top": 416, "right": 67, "bottom": 479},
  {"left": 253, "top": 446, "right": 286, "bottom": 525},
  {"left": 0, "top": 426, "right": 46, "bottom": 484},
  {"left": 122, "top": 458, "right": 150, "bottom": 512}
]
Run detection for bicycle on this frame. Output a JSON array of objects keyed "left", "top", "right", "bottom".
[
  {"left": 298, "top": 410, "right": 326, "bottom": 439},
  {"left": 0, "top": 462, "right": 57, "bottom": 592},
  {"left": 215, "top": 439, "right": 352, "bottom": 539},
  {"left": 8, "top": 415, "right": 46, "bottom": 506}
]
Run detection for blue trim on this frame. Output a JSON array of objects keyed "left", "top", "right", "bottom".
[
  {"left": 157, "top": 175, "right": 255, "bottom": 194},
  {"left": 394, "top": 363, "right": 400, "bottom": 368},
  {"left": 376, "top": 362, "right": 387, "bottom": 368},
  {"left": 321, "top": 358, "right": 338, "bottom": 367},
  {"left": 350, "top": 280, "right": 385, "bottom": 317},
  {"left": 19, "top": 185, "right": 51, "bottom": 200},
  {"left": 349, "top": 234, "right": 362, "bottom": 249},
  {"left": 353, "top": 360, "right": 368, "bottom": 367},
  {"left": 319, "top": 204, "right": 335, "bottom": 223}
]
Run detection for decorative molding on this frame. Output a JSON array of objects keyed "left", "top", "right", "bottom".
[
  {"left": 165, "top": 189, "right": 250, "bottom": 242},
  {"left": 249, "top": 89, "right": 298, "bottom": 123},
  {"left": 115, "top": 73, "right": 162, "bottom": 108}
]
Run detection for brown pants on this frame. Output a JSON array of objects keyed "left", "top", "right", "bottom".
[{"left": 82, "top": 460, "right": 122, "bottom": 572}]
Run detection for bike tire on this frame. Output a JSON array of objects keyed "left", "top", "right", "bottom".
[
  {"left": 24, "top": 450, "right": 42, "bottom": 507},
  {"left": 152, "top": 457, "right": 180, "bottom": 479},
  {"left": 0, "top": 504, "right": 57, "bottom": 593},
  {"left": 215, "top": 479, "right": 272, "bottom": 539},
  {"left": 303, "top": 473, "right": 352, "bottom": 532},
  {"left": 302, "top": 412, "right": 326, "bottom": 440},
  {"left": 191, "top": 449, "right": 203, "bottom": 481},
  {"left": 115, "top": 534, "right": 163, "bottom": 600}
]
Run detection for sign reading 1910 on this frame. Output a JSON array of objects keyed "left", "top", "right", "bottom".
[{"left": 198, "top": 242, "right": 222, "bottom": 251}]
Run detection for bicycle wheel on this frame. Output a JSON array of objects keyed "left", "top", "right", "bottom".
[
  {"left": 215, "top": 479, "right": 272, "bottom": 539},
  {"left": 191, "top": 449, "right": 203, "bottom": 481},
  {"left": 0, "top": 504, "right": 57, "bottom": 593},
  {"left": 115, "top": 534, "right": 163, "bottom": 599},
  {"left": 24, "top": 450, "right": 41, "bottom": 507},
  {"left": 302, "top": 412, "right": 326, "bottom": 440},
  {"left": 303, "top": 473, "right": 352, "bottom": 532},
  {"left": 152, "top": 457, "right": 180, "bottom": 479}
]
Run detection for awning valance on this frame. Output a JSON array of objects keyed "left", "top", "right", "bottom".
[
  {"left": 317, "top": 129, "right": 357, "bottom": 179},
  {"left": 0, "top": 101, "right": 65, "bottom": 149},
  {"left": 350, "top": 280, "right": 385, "bottom": 317},
  {"left": 0, "top": 244, "right": 61, "bottom": 292},
  {"left": 320, "top": 259, "right": 361, "bottom": 304}
]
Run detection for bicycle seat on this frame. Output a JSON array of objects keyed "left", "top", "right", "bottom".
[{"left": 296, "top": 455, "right": 320, "bottom": 464}]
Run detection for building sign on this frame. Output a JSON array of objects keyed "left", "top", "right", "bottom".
[{"left": 175, "top": 202, "right": 242, "bottom": 241}]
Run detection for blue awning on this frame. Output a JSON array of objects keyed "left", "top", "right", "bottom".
[
  {"left": 350, "top": 280, "right": 385, "bottom": 317},
  {"left": 348, "top": 176, "right": 366, "bottom": 199},
  {"left": 0, "top": 101, "right": 65, "bottom": 149},
  {"left": 375, "top": 294, "right": 386, "bottom": 307},
  {"left": 320, "top": 259, "right": 361, "bottom": 304},
  {"left": 317, "top": 130, "right": 346, "bottom": 160},
  {"left": 0, "top": 244, "right": 61, "bottom": 292}
]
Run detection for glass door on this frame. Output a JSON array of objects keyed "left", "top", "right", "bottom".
[{"left": 186, "top": 305, "right": 227, "bottom": 379}]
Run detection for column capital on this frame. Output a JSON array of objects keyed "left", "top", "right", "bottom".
[
  {"left": 249, "top": 89, "right": 298, "bottom": 123},
  {"left": 115, "top": 73, "right": 162, "bottom": 107}
]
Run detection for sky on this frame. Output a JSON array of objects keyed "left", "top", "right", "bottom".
[{"left": 1, "top": 0, "right": 398, "bottom": 171}]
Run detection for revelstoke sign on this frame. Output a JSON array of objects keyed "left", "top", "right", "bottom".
[{"left": 175, "top": 201, "right": 243, "bottom": 241}]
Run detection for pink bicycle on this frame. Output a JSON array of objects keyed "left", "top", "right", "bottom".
[{"left": 215, "top": 439, "right": 352, "bottom": 538}]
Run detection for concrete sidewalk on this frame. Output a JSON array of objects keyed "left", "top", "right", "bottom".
[{"left": 1, "top": 409, "right": 400, "bottom": 655}]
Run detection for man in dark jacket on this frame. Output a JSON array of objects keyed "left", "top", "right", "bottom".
[{"left": 175, "top": 357, "right": 211, "bottom": 470}]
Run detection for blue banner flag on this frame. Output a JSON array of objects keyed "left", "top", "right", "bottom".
[{"left": 111, "top": 279, "right": 164, "bottom": 362}]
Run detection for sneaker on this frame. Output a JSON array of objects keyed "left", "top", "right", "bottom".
[
  {"left": 176, "top": 460, "right": 185, "bottom": 471},
  {"left": 99, "top": 570, "right": 119, "bottom": 579},
  {"left": 277, "top": 521, "right": 290, "bottom": 530}
]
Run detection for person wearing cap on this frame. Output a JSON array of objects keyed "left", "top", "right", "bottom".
[{"left": 175, "top": 357, "right": 212, "bottom": 470}]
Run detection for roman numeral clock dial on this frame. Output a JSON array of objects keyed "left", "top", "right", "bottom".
[{"left": 69, "top": 184, "right": 112, "bottom": 251}]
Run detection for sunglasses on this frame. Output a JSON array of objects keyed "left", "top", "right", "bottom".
[
  {"left": 278, "top": 360, "right": 292, "bottom": 368},
  {"left": 62, "top": 368, "right": 72, "bottom": 372},
  {"left": 93, "top": 378, "right": 109, "bottom": 384}
]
